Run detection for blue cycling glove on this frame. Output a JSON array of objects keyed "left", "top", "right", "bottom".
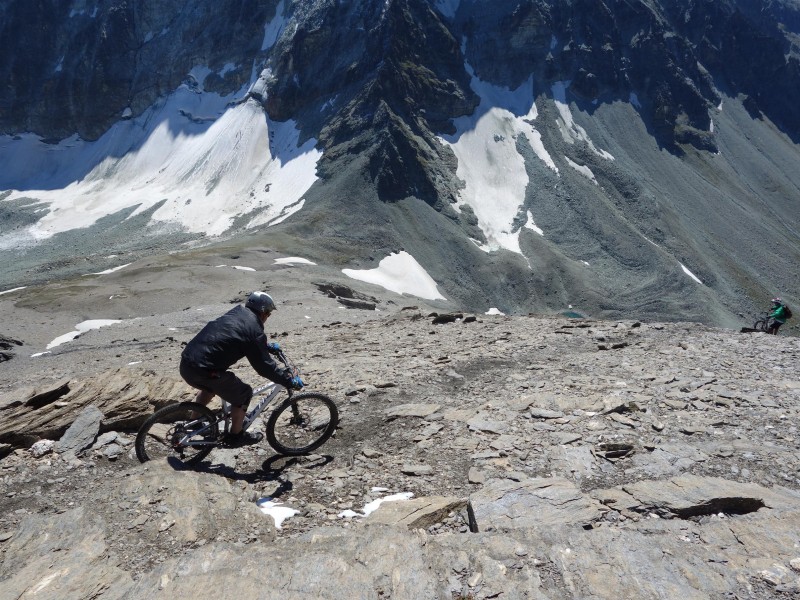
[
  {"left": 290, "top": 376, "right": 304, "bottom": 390},
  {"left": 267, "top": 342, "right": 281, "bottom": 355}
]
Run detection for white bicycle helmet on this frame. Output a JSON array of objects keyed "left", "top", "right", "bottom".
[{"left": 246, "top": 291, "right": 276, "bottom": 314}]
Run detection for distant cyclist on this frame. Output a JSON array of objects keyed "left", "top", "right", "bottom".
[
  {"left": 767, "top": 297, "right": 790, "bottom": 335},
  {"left": 179, "top": 292, "right": 303, "bottom": 446}
]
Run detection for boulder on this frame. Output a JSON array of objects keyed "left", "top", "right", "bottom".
[
  {"left": 0, "top": 367, "right": 193, "bottom": 448},
  {"left": 55, "top": 405, "right": 104, "bottom": 458}
]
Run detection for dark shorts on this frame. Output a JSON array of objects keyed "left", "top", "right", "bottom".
[{"left": 179, "top": 358, "right": 252, "bottom": 408}]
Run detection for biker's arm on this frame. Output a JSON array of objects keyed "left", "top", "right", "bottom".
[{"left": 245, "top": 333, "right": 294, "bottom": 387}]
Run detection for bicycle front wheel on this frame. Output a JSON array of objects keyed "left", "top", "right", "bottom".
[
  {"left": 135, "top": 402, "right": 219, "bottom": 465},
  {"left": 754, "top": 319, "right": 768, "bottom": 332},
  {"left": 266, "top": 393, "right": 338, "bottom": 455}
]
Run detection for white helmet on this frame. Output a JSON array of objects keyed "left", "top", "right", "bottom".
[{"left": 246, "top": 291, "right": 276, "bottom": 314}]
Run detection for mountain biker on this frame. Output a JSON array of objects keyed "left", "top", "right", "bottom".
[
  {"left": 768, "top": 297, "right": 788, "bottom": 335},
  {"left": 179, "top": 292, "right": 304, "bottom": 447}
]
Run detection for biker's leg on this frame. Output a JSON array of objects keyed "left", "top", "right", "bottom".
[
  {"left": 230, "top": 405, "right": 247, "bottom": 434},
  {"left": 195, "top": 389, "right": 215, "bottom": 405},
  {"left": 213, "top": 373, "right": 253, "bottom": 435}
]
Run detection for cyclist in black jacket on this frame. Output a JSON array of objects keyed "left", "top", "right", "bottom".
[{"left": 180, "top": 292, "right": 304, "bottom": 446}]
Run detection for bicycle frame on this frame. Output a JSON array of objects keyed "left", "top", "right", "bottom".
[{"left": 241, "top": 382, "right": 290, "bottom": 432}]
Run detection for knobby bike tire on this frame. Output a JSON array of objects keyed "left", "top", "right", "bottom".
[
  {"left": 135, "top": 402, "right": 219, "bottom": 465},
  {"left": 265, "top": 392, "right": 338, "bottom": 456},
  {"left": 753, "top": 319, "right": 768, "bottom": 332}
]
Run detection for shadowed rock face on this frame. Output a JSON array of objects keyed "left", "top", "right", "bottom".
[
  {"left": 3, "top": 0, "right": 798, "bottom": 159},
  {"left": 0, "top": 0, "right": 275, "bottom": 140}
]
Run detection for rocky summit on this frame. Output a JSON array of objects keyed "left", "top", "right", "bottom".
[{"left": 2, "top": 257, "right": 800, "bottom": 598}]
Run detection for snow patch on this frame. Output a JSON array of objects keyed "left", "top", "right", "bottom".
[
  {"left": 89, "top": 263, "right": 131, "bottom": 275},
  {"left": 485, "top": 308, "right": 505, "bottom": 316},
  {"left": 215, "top": 265, "right": 256, "bottom": 272},
  {"left": 523, "top": 211, "right": 544, "bottom": 236},
  {"left": 338, "top": 492, "right": 414, "bottom": 518},
  {"left": 274, "top": 257, "right": 317, "bottom": 265},
  {"left": 0, "top": 77, "right": 321, "bottom": 239},
  {"left": 0, "top": 286, "right": 26, "bottom": 296},
  {"left": 46, "top": 319, "right": 122, "bottom": 350},
  {"left": 434, "top": 0, "right": 460, "bottom": 18},
  {"left": 439, "top": 67, "right": 557, "bottom": 255},
  {"left": 257, "top": 497, "right": 299, "bottom": 529},
  {"left": 564, "top": 157, "right": 598, "bottom": 185},
  {"left": 262, "top": 1, "right": 286, "bottom": 51},
  {"left": 342, "top": 252, "right": 445, "bottom": 300}
]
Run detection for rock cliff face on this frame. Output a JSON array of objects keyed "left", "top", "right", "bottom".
[{"left": 1, "top": 0, "right": 800, "bottom": 325}]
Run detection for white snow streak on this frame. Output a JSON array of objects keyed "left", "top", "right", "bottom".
[
  {"left": 274, "top": 257, "right": 316, "bottom": 265},
  {"left": 681, "top": 264, "right": 703, "bottom": 284},
  {"left": 89, "top": 263, "right": 131, "bottom": 275},
  {"left": 0, "top": 286, "right": 26, "bottom": 296},
  {"left": 552, "top": 82, "right": 615, "bottom": 160},
  {"left": 564, "top": 157, "right": 598, "bottom": 185}
]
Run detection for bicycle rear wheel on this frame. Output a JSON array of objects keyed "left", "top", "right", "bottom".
[
  {"left": 265, "top": 393, "right": 338, "bottom": 455},
  {"left": 135, "top": 402, "right": 219, "bottom": 465},
  {"left": 753, "top": 319, "right": 768, "bottom": 332}
]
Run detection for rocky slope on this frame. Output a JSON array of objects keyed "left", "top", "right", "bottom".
[
  {"left": 1, "top": 256, "right": 800, "bottom": 598},
  {"left": 1, "top": 0, "right": 800, "bottom": 326}
]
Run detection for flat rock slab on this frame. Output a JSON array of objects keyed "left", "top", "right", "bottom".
[
  {"left": 468, "top": 477, "right": 606, "bottom": 532},
  {"left": 618, "top": 475, "right": 800, "bottom": 517},
  {"left": 366, "top": 496, "right": 466, "bottom": 529},
  {"left": 530, "top": 407, "right": 565, "bottom": 419},
  {"left": 467, "top": 416, "right": 508, "bottom": 434},
  {"left": 384, "top": 403, "right": 440, "bottom": 420}
]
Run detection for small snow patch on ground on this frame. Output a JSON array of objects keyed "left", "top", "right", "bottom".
[
  {"left": 46, "top": 319, "right": 122, "bottom": 350},
  {"left": 485, "top": 308, "right": 505, "bottom": 316},
  {"left": 343, "top": 252, "right": 445, "bottom": 300},
  {"left": 257, "top": 497, "right": 299, "bottom": 529},
  {"left": 90, "top": 263, "right": 131, "bottom": 275},
  {"left": 338, "top": 492, "right": 414, "bottom": 518},
  {"left": 274, "top": 257, "right": 317, "bottom": 265},
  {"left": 565, "top": 157, "right": 598, "bottom": 185}
]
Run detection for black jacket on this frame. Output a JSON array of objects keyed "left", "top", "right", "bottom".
[{"left": 182, "top": 305, "right": 292, "bottom": 386}]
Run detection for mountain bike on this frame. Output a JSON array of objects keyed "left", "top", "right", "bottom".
[
  {"left": 134, "top": 350, "right": 338, "bottom": 465},
  {"left": 753, "top": 312, "right": 777, "bottom": 332}
]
